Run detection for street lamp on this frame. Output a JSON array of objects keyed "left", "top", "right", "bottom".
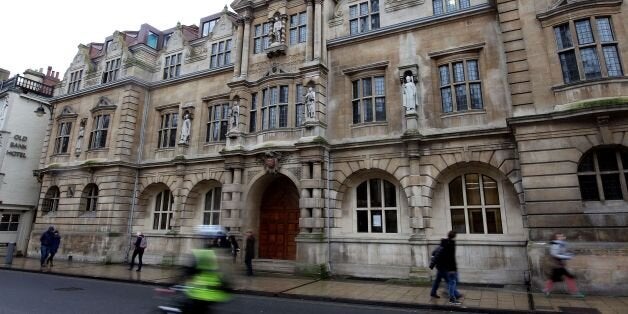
[{"left": 34, "top": 103, "right": 52, "bottom": 117}]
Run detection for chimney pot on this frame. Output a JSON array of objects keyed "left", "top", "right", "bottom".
[
  {"left": 47, "top": 66, "right": 52, "bottom": 76},
  {"left": 55, "top": 72, "right": 59, "bottom": 79}
]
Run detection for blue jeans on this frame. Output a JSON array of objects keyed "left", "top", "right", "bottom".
[
  {"left": 40, "top": 245, "right": 51, "bottom": 266},
  {"left": 430, "top": 269, "right": 448, "bottom": 296},
  {"left": 447, "top": 271, "right": 461, "bottom": 301}
]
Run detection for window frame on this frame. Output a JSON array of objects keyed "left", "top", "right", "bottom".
[
  {"left": 295, "top": 84, "right": 305, "bottom": 127},
  {"left": 447, "top": 173, "right": 504, "bottom": 235},
  {"left": 351, "top": 75, "right": 387, "bottom": 124},
  {"left": 249, "top": 93, "right": 258, "bottom": 132},
  {"left": 577, "top": 147, "right": 628, "bottom": 202},
  {"left": 102, "top": 58, "right": 121, "bottom": 84},
  {"left": 163, "top": 52, "right": 182, "bottom": 80},
  {"left": 203, "top": 187, "right": 222, "bottom": 225},
  {"left": 210, "top": 39, "right": 232, "bottom": 69},
  {"left": 433, "top": 0, "right": 471, "bottom": 15},
  {"left": 438, "top": 58, "right": 484, "bottom": 114},
  {"left": 349, "top": 0, "right": 380, "bottom": 35},
  {"left": 67, "top": 69, "right": 83, "bottom": 93},
  {"left": 42, "top": 186, "right": 60, "bottom": 214},
  {"left": 0, "top": 213, "right": 20, "bottom": 232},
  {"left": 354, "top": 178, "right": 399, "bottom": 234},
  {"left": 202, "top": 19, "right": 218, "bottom": 37},
  {"left": 260, "top": 85, "right": 289, "bottom": 130},
  {"left": 54, "top": 121, "right": 72, "bottom": 155},
  {"left": 206, "top": 103, "right": 229, "bottom": 143},
  {"left": 158, "top": 111, "right": 179, "bottom": 149},
  {"left": 289, "top": 12, "right": 307, "bottom": 45},
  {"left": 553, "top": 16, "right": 624, "bottom": 84},
  {"left": 253, "top": 22, "right": 272, "bottom": 54},
  {"left": 152, "top": 189, "right": 174, "bottom": 230},
  {"left": 147, "top": 31, "right": 159, "bottom": 49},
  {"left": 82, "top": 184, "right": 99, "bottom": 212},
  {"left": 88, "top": 114, "right": 111, "bottom": 150}
]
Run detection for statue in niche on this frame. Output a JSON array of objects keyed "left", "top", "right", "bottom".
[
  {"left": 305, "top": 87, "right": 316, "bottom": 120},
  {"left": 75, "top": 119, "right": 86, "bottom": 156},
  {"left": 402, "top": 75, "right": 417, "bottom": 112},
  {"left": 271, "top": 14, "right": 284, "bottom": 44},
  {"left": 179, "top": 113, "right": 191, "bottom": 144},
  {"left": 230, "top": 100, "right": 240, "bottom": 131}
]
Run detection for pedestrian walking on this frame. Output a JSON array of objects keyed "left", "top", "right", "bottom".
[
  {"left": 129, "top": 231, "right": 148, "bottom": 272},
  {"left": 542, "top": 232, "right": 584, "bottom": 298},
  {"left": 39, "top": 226, "right": 55, "bottom": 268},
  {"left": 244, "top": 231, "right": 255, "bottom": 276},
  {"left": 430, "top": 230, "right": 463, "bottom": 305},
  {"left": 229, "top": 235, "right": 240, "bottom": 264},
  {"left": 46, "top": 230, "right": 61, "bottom": 267}
]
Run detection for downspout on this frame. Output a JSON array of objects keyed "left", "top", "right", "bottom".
[
  {"left": 125, "top": 89, "right": 150, "bottom": 262},
  {"left": 325, "top": 147, "right": 332, "bottom": 274}
]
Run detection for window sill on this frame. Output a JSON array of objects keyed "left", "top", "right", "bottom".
[
  {"left": 552, "top": 76, "right": 628, "bottom": 92},
  {"left": 350, "top": 121, "right": 388, "bottom": 129},
  {"left": 440, "top": 109, "right": 486, "bottom": 118},
  {"left": 155, "top": 148, "right": 176, "bottom": 152},
  {"left": 52, "top": 153, "right": 71, "bottom": 157},
  {"left": 79, "top": 211, "right": 97, "bottom": 218},
  {"left": 203, "top": 141, "right": 226, "bottom": 146}
]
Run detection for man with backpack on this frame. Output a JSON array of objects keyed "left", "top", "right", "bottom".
[
  {"left": 429, "top": 230, "right": 463, "bottom": 305},
  {"left": 129, "top": 231, "right": 148, "bottom": 272}
]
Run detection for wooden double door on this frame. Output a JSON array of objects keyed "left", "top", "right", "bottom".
[{"left": 258, "top": 176, "right": 299, "bottom": 260}]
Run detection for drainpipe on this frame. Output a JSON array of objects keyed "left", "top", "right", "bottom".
[
  {"left": 325, "top": 147, "right": 332, "bottom": 274},
  {"left": 125, "top": 89, "right": 150, "bottom": 262}
]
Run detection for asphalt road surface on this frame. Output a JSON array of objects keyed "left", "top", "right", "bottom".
[{"left": 0, "top": 270, "right": 478, "bottom": 314}]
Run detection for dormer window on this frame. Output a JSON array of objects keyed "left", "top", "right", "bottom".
[
  {"left": 147, "top": 31, "right": 158, "bottom": 49},
  {"left": 202, "top": 19, "right": 218, "bottom": 37},
  {"left": 67, "top": 69, "right": 83, "bottom": 93},
  {"left": 163, "top": 33, "right": 172, "bottom": 48},
  {"left": 102, "top": 58, "right": 121, "bottom": 84}
]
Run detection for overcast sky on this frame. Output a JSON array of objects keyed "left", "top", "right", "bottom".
[{"left": 1, "top": 0, "right": 231, "bottom": 78}]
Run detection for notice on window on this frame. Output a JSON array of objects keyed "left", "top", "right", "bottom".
[{"left": 372, "top": 214, "right": 382, "bottom": 227}]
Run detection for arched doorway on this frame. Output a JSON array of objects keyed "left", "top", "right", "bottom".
[{"left": 258, "top": 175, "right": 299, "bottom": 260}]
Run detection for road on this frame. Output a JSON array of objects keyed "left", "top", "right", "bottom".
[{"left": 0, "top": 270, "right": 478, "bottom": 314}]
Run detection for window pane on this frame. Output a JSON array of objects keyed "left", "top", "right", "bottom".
[
  {"left": 449, "top": 176, "right": 464, "bottom": 206},
  {"left": 160, "top": 213, "right": 168, "bottom": 229},
  {"left": 375, "top": 97, "right": 386, "bottom": 121},
  {"left": 280, "top": 86, "right": 289, "bottom": 103},
  {"left": 459, "top": 0, "right": 470, "bottom": 8},
  {"left": 465, "top": 174, "right": 481, "bottom": 205},
  {"left": 362, "top": 78, "right": 372, "bottom": 96},
  {"left": 350, "top": 20, "right": 358, "bottom": 35},
  {"left": 554, "top": 24, "right": 573, "bottom": 50},
  {"left": 360, "top": 3, "right": 368, "bottom": 15},
  {"left": 356, "top": 182, "right": 368, "bottom": 208},
  {"left": 374, "top": 77, "right": 385, "bottom": 95},
  {"left": 470, "top": 83, "right": 483, "bottom": 109},
  {"left": 383, "top": 180, "right": 396, "bottom": 207},
  {"left": 269, "top": 107, "right": 277, "bottom": 129},
  {"left": 212, "top": 212, "right": 220, "bottom": 225},
  {"left": 451, "top": 209, "right": 466, "bottom": 234},
  {"left": 446, "top": 0, "right": 456, "bottom": 11},
  {"left": 290, "top": 29, "right": 298, "bottom": 45},
  {"left": 385, "top": 210, "right": 397, "bottom": 233},
  {"left": 352, "top": 101, "right": 361, "bottom": 124},
  {"left": 370, "top": 179, "right": 382, "bottom": 207},
  {"left": 357, "top": 210, "right": 368, "bottom": 232},
  {"left": 621, "top": 150, "right": 628, "bottom": 170},
  {"left": 580, "top": 47, "right": 602, "bottom": 80},
  {"left": 433, "top": 0, "right": 443, "bottom": 15},
  {"left": 371, "top": 210, "right": 383, "bottom": 233},
  {"left": 469, "top": 208, "right": 484, "bottom": 234},
  {"left": 279, "top": 105, "right": 288, "bottom": 127},
  {"left": 603, "top": 45, "right": 623, "bottom": 77},
  {"left": 363, "top": 98, "right": 373, "bottom": 122},
  {"left": 453, "top": 62, "right": 465, "bottom": 82},
  {"left": 296, "top": 104, "right": 305, "bottom": 127},
  {"left": 597, "top": 148, "right": 618, "bottom": 171},
  {"left": 596, "top": 17, "right": 615, "bottom": 42},
  {"left": 0, "top": 215, "right": 9, "bottom": 223},
  {"left": 578, "top": 175, "right": 600, "bottom": 201},
  {"left": 455, "top": 85, "right": 468, "bottom": 111},
  {"left": 575, "top": 19, "right": 594, "bottom": 45},
  {"left": 578, "top": 152, "right": 595, "bottom": 172},
  {"left": 205, "top": 190, "right": 213, "bottom": 211},
  {"left": 439, "top": 65, "right": 450, "bottom": 86},
  {"left": 371, "top": 14, "right": 380, "bottom": 30},
  {"left": 203, "top": 212, "right": 211, "bottom": 225},
  {"left": 482, "top": 175, "right": 499, "bottom": 205},
  {"left": 352, "top": 81, "right": 359, "bottom": 99},
  {"left": 559, "top": 51, "right": 580, "bottom": 83},
  {"left": 486, "top": 208, "right": 503, "bottom": 234},
  {"left": 441, "top": 88, "right": 453, "bottom": 113},
  {"left": 153, "top": 213, "right": 160, "bottom": 229},
  {"left": 601, "top": 174, "right": 622, "bottom": 200},
  {"left": 467, "top": 60, "right": 479, "bottom": 80},
  {"left": 350, "top": 5, "right": 358, "bottom": 18}
]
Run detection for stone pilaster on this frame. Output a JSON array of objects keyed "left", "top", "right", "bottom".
[
  {"left": 306, "top": 0, "right": 314, "bottom": 61},
  {"left": 314, "top": 0, "right": 323, "bottom": 61},
  {"left": 240, "top": 17, "right": 252, "bottom": 78},
  {"left": 233, "top": 19, "right": 245, "bottom": 78},
  {"left": 114, "top": 85, "right": 143, "bottom": 161}
]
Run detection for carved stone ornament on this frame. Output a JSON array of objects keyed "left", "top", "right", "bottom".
[{"left": 258, "top": 151, "right": 285, "bottom": 174}]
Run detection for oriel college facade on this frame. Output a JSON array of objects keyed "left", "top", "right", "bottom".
[{"left": 30, "top": 0, "right": 628, "bottom": 293}]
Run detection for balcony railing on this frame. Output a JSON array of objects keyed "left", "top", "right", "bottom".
[{"left": 0, "top": 75, "right": 55, "bottom": 97}]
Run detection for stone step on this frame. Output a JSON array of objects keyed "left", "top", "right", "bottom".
[{"left": 252, "top": 259, "right": 296, "bottom": 274}]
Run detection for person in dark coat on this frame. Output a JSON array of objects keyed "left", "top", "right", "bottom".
[
  {"left": 543, "top": 232, "right": 584, "bottom": 297},
  {"left": 244, "top": 231, "right": 255, "bottom": 276},
  {"left": 46, "top": 230, "right": 61, "bottom": 267},
  {"left": 129, "top": 231, "right": 147, "bottom": 272},
  {"left": 39, "top": 226, "right": 55, "bottom": 267},
  {"left": 229, "top": 235, "right": 240, "bottom": 264},
  {"left": 435, "top": 230, "right": 463, "bottom": 305}
]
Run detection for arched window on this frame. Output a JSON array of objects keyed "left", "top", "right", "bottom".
[
  {"left": 203, "top": 187, "right": 222, "bottom": 225},
  {"left": 42, "top": 186, "right": 60, "bottom": 213},
  {"left": 578, "top": 147, "right": 628, "bottom": 201},
  {"left": 82, "top": 184, "right": 99, "bottom": 212},
  {"left": 356, "top": 178, "right": 398, "bottom": 233},
  {"left": 153, "top": 189, "right": 174, "bottom": 230},
  {"left": 448, "top": 174, "right": 502, "bottom": 234}
]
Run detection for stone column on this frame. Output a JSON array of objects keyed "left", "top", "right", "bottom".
[
  {"left": 233, "top": 19, "right": 245, "bottom": 77},
  {"left": 306, "top": 0, "right": 314, "bottom": 61},
  {"left": 314, "top": 0, "right": 323, "bottom": 61},
  {"left": 240, "top": 17, "right": 252, "bottom": 77}
]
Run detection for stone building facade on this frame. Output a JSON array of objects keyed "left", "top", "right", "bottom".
[{"left": 28, "top": 0, "right": 628, "bottom": 294}]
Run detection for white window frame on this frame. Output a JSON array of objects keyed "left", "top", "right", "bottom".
[
  {"left": 163, "top": 53, "right": 182, "bottom": 79},
  {"left": 68, "top": 70, "right": 83, "bottom": 93},
  {"left": 354, "top": 178, "right": 399, "bottom": 234},
  {"left": 153, "top": 190, "right": 174, "bottom": 230},
  {"left": 54, "top": 121, "right": 72, "bottom": 154},
  {"left": 102, "top": 58, "right": 121, "bottom": 84},
  {"left": 203, "top": 187, "right": 222, "bottom": 225}
]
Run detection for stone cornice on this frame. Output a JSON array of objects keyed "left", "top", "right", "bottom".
[
  {"left": 327, "top": 4, "right": 493, "bottom": 49},
  {"left": 508, "top": 99, "right": 628, "bottom": 126},
  {"left": 537, "top": 0, "right": 623, "bottom": 27}
]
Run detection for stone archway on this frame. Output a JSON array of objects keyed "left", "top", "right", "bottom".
[{"left": 258, "top": 175, "right": 299, "bottom": 260}]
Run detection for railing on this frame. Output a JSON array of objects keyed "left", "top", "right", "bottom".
[{"left": 0, "top": 75, "right": 54, "bottom": 97}]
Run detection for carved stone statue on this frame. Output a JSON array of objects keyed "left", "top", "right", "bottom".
[
  {"left": 403, "top": 75, "right": 417, "bottom": 112},
  {"left": 230, "top": 101, "right": 240, "bottom": 130},
  {"left": 305, "top": 87, "right": 316, "bottom": 120},
  {"left": 179, "top": 113, "right": 191, "bottom": 144},
  {"left": 271, "top": 15, "right": 284, "bottom": 44},
  {"left": 75, "top": 119, "right": 86, "bottom": 156},
  {"left": 0, "top": 96, "right": 8, "bottom": 130}
]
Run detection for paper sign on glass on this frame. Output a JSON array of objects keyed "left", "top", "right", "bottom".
[{"left": 373, "top": 215, "right": 382, "bottom": 227}]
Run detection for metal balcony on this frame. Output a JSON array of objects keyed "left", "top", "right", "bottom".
[{"left": 0, "top": 75, "right": 55, "bottom": 97}]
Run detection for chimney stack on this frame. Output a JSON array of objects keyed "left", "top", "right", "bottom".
[{"left": 47, "top": 66, "right": 52, "bottom": 77}]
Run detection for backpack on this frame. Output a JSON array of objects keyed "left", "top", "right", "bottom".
[
  {"left": 139, "top": 236, "right": 148, "bottom": 249},
  {"left": 429, "top": 245, "right": 443, "bottom": 269}
]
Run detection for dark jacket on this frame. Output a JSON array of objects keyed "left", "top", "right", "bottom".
[
  {"left": 50, "top": 233, "right": 61, "bottom": 253},
  {"left": 40, "top": 230, "right": 55, "bottom": 247},
  {"left": 436, "top": 238, "right": 457, "bottom": 272},
  {"left": 245, "top": 235, "right": 255, "bottom": 261}
]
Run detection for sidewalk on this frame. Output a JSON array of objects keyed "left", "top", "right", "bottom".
[{"left": 2, "top": 257, "right": 626, "bottom": 314}]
